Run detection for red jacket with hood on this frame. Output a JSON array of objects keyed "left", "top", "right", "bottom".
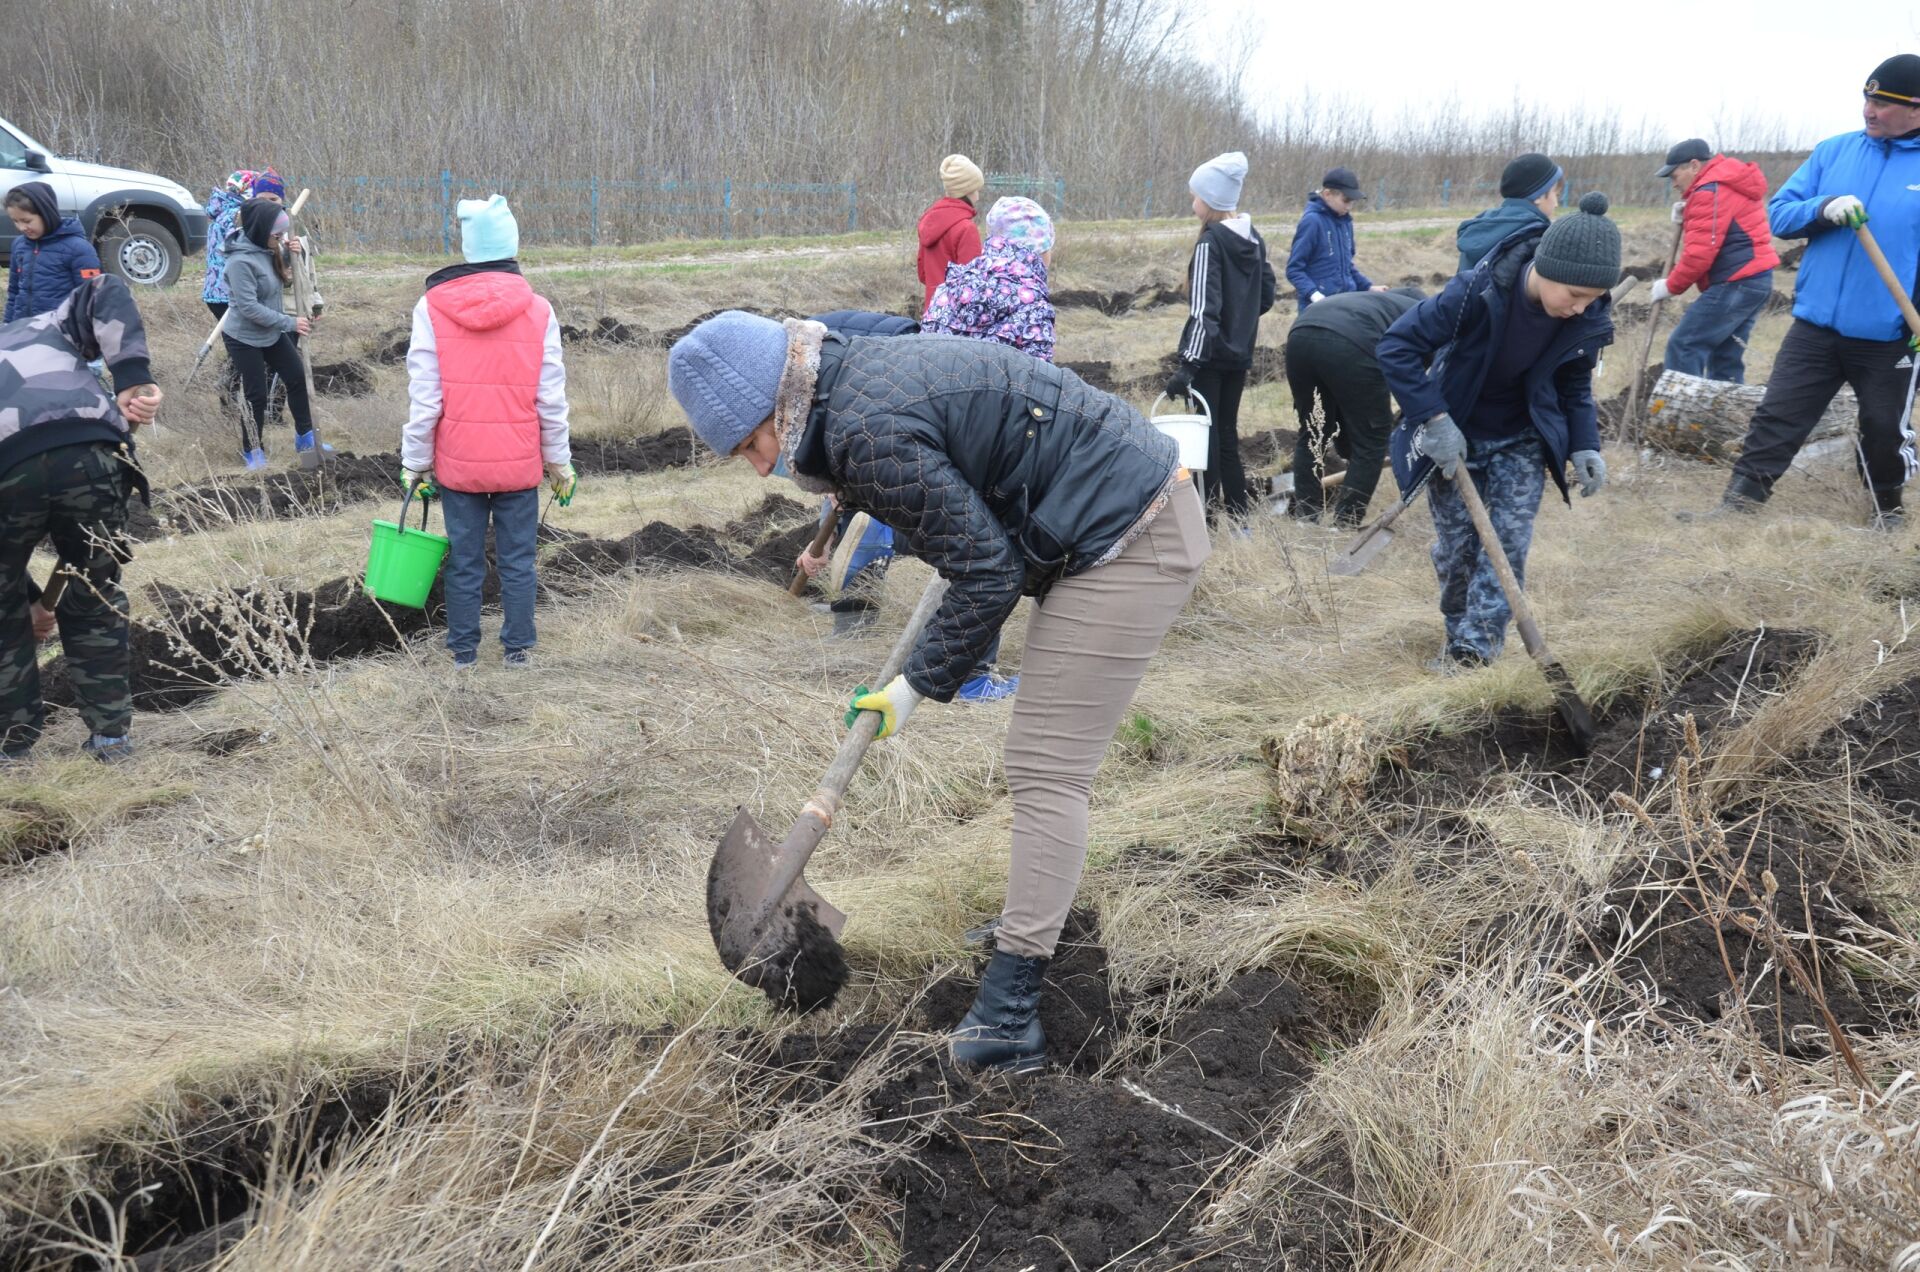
[
  {"left": 1667, "top": 155, "right": 1780, "bottom": 295},
  {"left": 916, "top": 197, "right": 983, "bottom": 311}
]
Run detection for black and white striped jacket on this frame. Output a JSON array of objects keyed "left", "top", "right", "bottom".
[{"left": 1175, "top": 216, "right": 1276, "bottom": 371}]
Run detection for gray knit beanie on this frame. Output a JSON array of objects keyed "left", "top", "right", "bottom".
[
  {"left": 668, "top": 311, "right": 790, "bottom": 456},
  {"left": 1534, "top": 192, "right": 1620, "bottom": 289}
]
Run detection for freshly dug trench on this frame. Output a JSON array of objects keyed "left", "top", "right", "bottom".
[{"left": 45, "top": 495, "right": 815, "bottom": 714}]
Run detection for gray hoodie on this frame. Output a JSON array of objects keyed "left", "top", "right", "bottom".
[{"left": 220, "top": 228, "right": 297, "bottom": 347}]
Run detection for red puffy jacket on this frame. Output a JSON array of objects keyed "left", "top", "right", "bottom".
[
  {"left": 1667, "top": 155, "right": 1780, "bottom": 295},
  {"left": 916, "top": 197, "right": 982, "bottom": 311}
]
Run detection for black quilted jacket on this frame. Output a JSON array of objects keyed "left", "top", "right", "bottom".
[{"left": 790, "top": 333, "right": 1178, "bottom": 702}]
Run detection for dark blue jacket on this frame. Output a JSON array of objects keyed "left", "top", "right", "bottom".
[
  {"left": 7, "top": 204, "right": 102, "bottom": 324},
  {"left": 1285, "top": 194, "right": 1372, "bottom": 308},
  {"left": 813, "top": 309, "right": 919, "bottom": 338},
  {"left": 1455, "top": 198, "right": 1550, "bottom": 274},
  {"left": 1377, "top": 226, "right": 1613, "bottom": 502}
]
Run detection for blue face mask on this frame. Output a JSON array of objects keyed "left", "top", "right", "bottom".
[{"left": 772, "top": 454, "right": 790, "bottom": 479}]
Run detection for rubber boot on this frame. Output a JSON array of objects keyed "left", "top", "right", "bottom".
[{"left": 949, "top": 949, "right": 1049, "bottom": 1074}]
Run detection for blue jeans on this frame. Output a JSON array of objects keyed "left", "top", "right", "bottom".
[
  {"left": 438, "top": 486, "right": 539, "bottom": 658},
  {"left": 1663, "top": 273, "right": 1773, "bottom": 384},
  {"left": 1427, "top": 432, "right": 1546, "bottom": 662}
]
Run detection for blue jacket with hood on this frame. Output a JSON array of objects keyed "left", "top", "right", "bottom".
[
  {"left": 1768, "top": 128, "right": 1920, "bottom": 342},
  {"left": 6, "top": 183, "right": 102, "bottom": 323},
  {"left": 1285, "top": 193, "right": 1372, "bottom": 307},
  {"left": 1455, "top": 198, "right": 1550, "bottom": 274},
  {"left": 1376, "top": 223, "right": 1613, "bottom": 503}
]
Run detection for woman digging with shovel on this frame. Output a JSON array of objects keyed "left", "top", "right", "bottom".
[{"left": 669, "top": 311, "right": 1210, "bottom": 1073}]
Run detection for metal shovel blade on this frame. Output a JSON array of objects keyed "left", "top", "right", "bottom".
[
  {"left": 1328, "top": 524, "right": 1394, "bottom": 576},
  {"left": 707, "top": 806, "right": 849, "bottom": 1012}
]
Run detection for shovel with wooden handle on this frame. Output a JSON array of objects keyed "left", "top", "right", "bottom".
[
  {"left": 1448, "top": 465, "right": 1597, "bottom": 753},
  {"left": 788, "top": 514, "right": 838, "bottom": 598},
  {"left": 282, "top": 190, "right": 329, "bottom": 472},
  {"left": 1622, "top": 223, "right": 1684, "bottom": 444},
  {"left": 1329, "top": 469, "right": 1430, "bottom": 576},
  {"left": 1854, "top": 222, "right": 1920, "bottom": 341},
  {"left": 708, "top": 573, "right": 948, "bottom": 1011}
]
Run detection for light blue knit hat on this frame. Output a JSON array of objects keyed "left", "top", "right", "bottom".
[
  {"left": 1189, "top": 152, "right": 1248, "bottom": 213},
  {"left": 458, "top": 194, "right": 519, "bottom": 263},
  {"left": 668, "top": 311, "right": 791, "bottom": 456},
  {"left": 986, "top": 196, "right": 1054, "bottom": 252}
]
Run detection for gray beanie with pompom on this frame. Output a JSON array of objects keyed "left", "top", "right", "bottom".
[{"left": 1534, "top": 191, "right": 1620, "bottom": 289}]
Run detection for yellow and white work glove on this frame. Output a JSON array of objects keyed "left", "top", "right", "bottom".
[
  {"left": 845, "top": 674, "right": 923, "bottom": 739},
  {"left": 545, "top": 462, "right": 578, "bottom": 506},
  {"left": 401, "top": 466, "right": 436, "bottom": 499}
]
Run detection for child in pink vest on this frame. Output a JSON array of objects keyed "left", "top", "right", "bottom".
[{"left": 402, "top": 195, "right": 574, "bottom": 669}]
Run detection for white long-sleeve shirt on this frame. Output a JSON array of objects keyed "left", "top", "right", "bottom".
[{"left": 402, "top": 293, "right": 571, "bottom": 471}]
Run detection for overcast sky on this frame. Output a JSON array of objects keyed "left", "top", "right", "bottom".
[{"left": 1200, "top": 2, "right": 1918, "bottom": 148}]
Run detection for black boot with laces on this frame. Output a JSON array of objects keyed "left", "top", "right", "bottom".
[{"left": 949, "top": 949, "right": 1048, "bottom": 1074}]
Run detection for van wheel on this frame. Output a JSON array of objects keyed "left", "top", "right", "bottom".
[{"left": 98, "top": 218, "right": 183, "bottom": 287}]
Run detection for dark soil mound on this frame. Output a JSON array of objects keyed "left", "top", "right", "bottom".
[
  {"left": 366, "top": 327, "right": 410, "bottom": 365},
  {"left": 559, "top": 316, "right": 649, "bottom": 347},
  {"left": 657, "top": 306, "right": 805, "bottom": 346},
  {"left": 1051, "top": 282, "right": 1186, "bottom": 317},
  {"left": 1240, "top": 427, "right": 1300, "bottom": 469},
  {"left": 309, "top": 360, "right": 375, "bottom": 396}
]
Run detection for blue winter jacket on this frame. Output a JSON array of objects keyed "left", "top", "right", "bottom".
[
  {"left": 202, "top": 188, "right": 247, "bottom": 304},
  {"left": 1455, "top": 198, "right": 1550, "bottom": 274},
  {"left": 1285, "top": 194, "right": 1372, "bottom": 308},
  {"left": 1376, "top": 225, "right": 1613, "bottom": 502},
  {"left": 1768, "top": 129, "right": 1920, "bottom": 342},
  {"left": 6, "top": 217, "right": 102, "bottom": 323}
]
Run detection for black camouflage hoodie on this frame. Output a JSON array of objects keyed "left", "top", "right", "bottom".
[{"left": 0, "top": 274, "right": 154, "bottom": 485}]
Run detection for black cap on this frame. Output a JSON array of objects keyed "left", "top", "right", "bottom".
[
  {"left": 1500, "top": 153, "right": 1562, "bottom": 200},
  {"left": 1321, "top": 167, "right": 1366, "bottom": 199},
  {"left": 1655, "top": 138, "right": 1713, "bottom": 178},
  {"left": 1866, "top": 54, "right": 1920, "bottom": 105}
]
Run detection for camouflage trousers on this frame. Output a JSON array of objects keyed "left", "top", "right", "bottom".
[
  {"left": 1, "top": 444, "right": 134, "bottom": 755},
  {"left": 1426, "top": 431, "right": 1546, "bottom": 663}
]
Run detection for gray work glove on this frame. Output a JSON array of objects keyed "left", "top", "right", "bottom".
[
  {"left": 1570, "top": 450, "right": 1607, "bottom": 498},
  {"left": 1416, "top": 413, "right": 1466, "bottom": 477}
]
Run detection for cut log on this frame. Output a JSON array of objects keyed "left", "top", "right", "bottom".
[{"left": 1644, "top": 369, "right": 1856, "bottom": 462}]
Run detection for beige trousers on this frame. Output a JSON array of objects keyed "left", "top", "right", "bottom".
[{"left": 997, "top": 479, "right": 1210, "bottom": 958}]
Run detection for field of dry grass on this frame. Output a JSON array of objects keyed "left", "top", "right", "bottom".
[{"left": 5, "top": 205, "right": 1918, "bottom": 1271}]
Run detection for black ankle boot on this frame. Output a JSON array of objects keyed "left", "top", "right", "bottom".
[{"left": 949, "top": 949, "right": 1048, "bottom": 1074}]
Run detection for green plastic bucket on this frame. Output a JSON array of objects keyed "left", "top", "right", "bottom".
[{"left": 364, "top": 483, "right": 450, "bottom": 608}]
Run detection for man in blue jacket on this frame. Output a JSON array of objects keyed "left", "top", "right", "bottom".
[
  {"left": 1376, "top": 193, "right": 1618, "bottom": 674},
  {"left": 1711, "top": 54, "right": 1920, "bottom": 525},
  {"left": 1286, "top": 168, "right": 1384, "bottom": 311}
]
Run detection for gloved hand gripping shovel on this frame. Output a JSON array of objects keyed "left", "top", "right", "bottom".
[
  {"left": 707, "top": 573, "right": 948, "bottom": 1011},
  {"left": 1449, "top": 466, "right": 1597, "bottom": 753}
]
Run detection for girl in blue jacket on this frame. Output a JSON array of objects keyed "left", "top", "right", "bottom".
[{"left": 5, "top": 182, "right": 102, "bottom": 323}]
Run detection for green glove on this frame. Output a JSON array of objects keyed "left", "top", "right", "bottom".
[
  {"left": 844, "top": 674, "right": 923, "bottom": 739},
  {"left": 401, "top": 467, "right": 437, "bottom": 500},
  {"left": 546, "top": 462, "right": 578, "bottom": 506}
]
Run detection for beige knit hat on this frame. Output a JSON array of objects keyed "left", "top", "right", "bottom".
[{"left": 939, "top": 153, "right": 984, "bottom": 200}]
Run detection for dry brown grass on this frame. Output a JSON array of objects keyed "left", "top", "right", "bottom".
[{"left": 5, "top": 213, "right": 1917, "bottom": 1270}]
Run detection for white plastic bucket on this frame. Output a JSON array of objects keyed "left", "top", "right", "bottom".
[{"left": 1149, "top": 390, "right": 1211, "bottom": 471}]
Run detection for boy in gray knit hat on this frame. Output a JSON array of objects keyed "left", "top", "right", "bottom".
[{"left": 1376, "top": 191, "right": 1619, "bottom": 673}]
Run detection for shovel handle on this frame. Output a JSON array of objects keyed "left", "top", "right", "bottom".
[
  {"left": 1449, "top": 465, "right": 1554, "bottom": 665},
  {"left": 1855, "top": 224, "right": 1920, "bottom": 342},
  {"left": 754, "top": 574, "right": 949, "bottom": 919},
  {"left": 37, "top": 565, "right": 69, "bottom": 611},
  {"left": 788, "top": 514, "right": 839, "bottom": 598}
]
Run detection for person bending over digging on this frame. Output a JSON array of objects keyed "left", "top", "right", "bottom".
[
  {"left": 668, "top": 310, "right": 1210, "bottom": 1073},
  {"left": 1701, "top": 54, "right": 1920, "bottom": 527},
  {"left": 0, "top": 275, "right": 161, "bottom": 764},
  {"left": 402, "top": 195, "right": 575, "bottom": 672},
  {"left": 1283, "top": 285, "right": 1426, "bottom": 527},
  {"left": 1375, "top": 192, "right": 1618, "bottom": 675}
]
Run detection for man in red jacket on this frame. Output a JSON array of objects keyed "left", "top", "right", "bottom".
[
  {"left": 1652, "top": 139, "right": 1780, "bottom": 383},
  {"left": 916, "top": 154, "right": 985, "bottom": 313}
]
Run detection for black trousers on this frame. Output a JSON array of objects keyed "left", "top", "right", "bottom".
[
  {"left": 1284, "top": 326, "right": 1393, "bottom": 525},
  {"left": 1733, "top": 318, "right": 1918, "bottom": 507},
  {"left": 223, "top": 332, "right": 312, "bottom": 452},
  {"left": 1190, "top": 365, "right": 1251, "bottom": 520}
]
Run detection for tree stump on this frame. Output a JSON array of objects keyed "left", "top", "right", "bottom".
[{"left": 1644, "top": 370, "right": 1856, "bottom": 462}]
